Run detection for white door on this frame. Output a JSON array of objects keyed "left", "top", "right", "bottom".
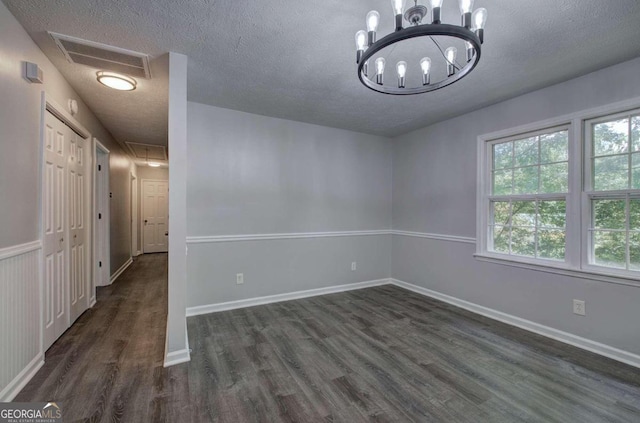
[
  {"left": 94, "top": 145, "right": 110, "bottom": 287},
  {"left": 43, "top": 112, "right": 70, "bottom": 350},
  {"left": 69, "top": 131, "right": 88, "bottom": 323},
  {"left": 43, "top": 111, "right": 89, "bottom": 350},
  {"left": 142, "top": 180, "right": 169, "bottom": 253}
]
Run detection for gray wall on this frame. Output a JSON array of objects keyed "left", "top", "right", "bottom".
[
  {"left": 0, "top": 2, "right": 133, "bottom": 273},
  {"left": 186, "top": 102, "right": 392, "bottom": 307},
  {"left": 109, "top": 155, "right": 135, "bottom": 273},
  {"left": 392, "top": 57, "right": 640, "bottom": 355}
]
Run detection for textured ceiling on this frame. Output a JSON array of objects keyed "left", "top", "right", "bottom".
[{"left": 4, "top": 0, "right": 640, "bottom": 139}]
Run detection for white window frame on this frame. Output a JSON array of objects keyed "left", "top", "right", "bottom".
[
  {"left": 476, "top": 97, "right": 640, "bottom": 288},
  {"left": 486, "top": 125, "right": 572, "bottom": 262},
  {"left": 582, "top": 108, "right": 640, "bottom": 278}
]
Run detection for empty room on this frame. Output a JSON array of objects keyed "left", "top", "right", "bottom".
[{"left": 1, "top": 0, "right": 640, "bottom": 422}]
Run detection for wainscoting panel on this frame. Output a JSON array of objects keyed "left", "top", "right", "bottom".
[
  {"left": 187, "top": 233, "right": 392, "bottom": 309},
  {"left": 0, "top": 241, "right": 43, "bottom": 401}
]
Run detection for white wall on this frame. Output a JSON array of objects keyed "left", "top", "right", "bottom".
[
  {"left": 392, "top": 57, "right": 640, "bottom": 357},
  {"left": 186, "top": 103, "right": 393, "bottom": 308},
  {"left": 0, "top": 2, "right": 134, "bottom": 399},
  {"left": 165, "top": 52, "right": 189, "bottom": 366}
]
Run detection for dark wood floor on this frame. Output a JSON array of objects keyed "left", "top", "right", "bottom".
[
  {"left": 17, "top": 254, "right": 640, "bottom": 422},
  {"left": 16, "top": 253, "right": 190, "bottom": 422}
]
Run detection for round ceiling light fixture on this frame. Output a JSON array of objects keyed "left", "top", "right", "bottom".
[
  {"left": 148, "top": 162, "right": 161, "bottom": 167},
  {"left": 96, "top": 71, "right": 137, "bottom": 91},
  {"left": 355, "top": 0, "right": 488, "bottom": 95}
]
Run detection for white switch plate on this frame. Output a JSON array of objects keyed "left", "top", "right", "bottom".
[
  {"left": 573, "top": 299, "right": 585, "bottom": 316},
  {"left": 351, "top": 262, "right": 357, "bottom": 271},
  {"left": 236, "top": 273, "right": 244, "bottom": 285}
]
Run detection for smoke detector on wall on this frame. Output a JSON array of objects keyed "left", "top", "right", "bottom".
[{"left": 49, "top": 32, "right": 151, "bottom": 79}]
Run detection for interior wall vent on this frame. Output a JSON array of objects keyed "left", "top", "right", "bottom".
[
  {"left": 49, "top": 32, "right": 151, "bottom": 79},
  {"left": 125, "top": 142, "right": 168, "bottom": 161}
]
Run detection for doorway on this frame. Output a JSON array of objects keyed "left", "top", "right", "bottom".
[
  {"left": 94, "top": 141, "right": 110, "bottom": 288},
  {"left": 141, "top": 179, "right": 169, "bottom": 253}
]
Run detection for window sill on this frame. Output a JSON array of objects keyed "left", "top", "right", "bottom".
[{"left": 474, "top": 253, "right": 640, "bottom": 288}]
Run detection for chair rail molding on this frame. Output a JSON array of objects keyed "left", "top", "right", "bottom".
[{"left": 186, "top": 230, "right": 393, "bottom": 244}]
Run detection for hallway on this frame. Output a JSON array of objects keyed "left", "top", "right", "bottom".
[{"left": 16, "top": 254, "right": 189, "bottom": 422}]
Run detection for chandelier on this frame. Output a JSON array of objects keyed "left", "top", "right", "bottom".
[{"left": 355, "top": 0, "right": 487, "bottom": 95}]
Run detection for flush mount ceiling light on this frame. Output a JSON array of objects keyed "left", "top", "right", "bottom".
[
  {"left": 96, "top": 71, "right": 137, "bottom": 91},
  {"left": 355, "top": 0, "right": 487, "bottom": 95},
  {"left": 148, "top": 162, "right": 161, "bottom": 167}
]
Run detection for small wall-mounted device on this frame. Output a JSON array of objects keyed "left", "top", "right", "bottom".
[
  {"left": 25, "top": 62, "right": 44, "bottom": 83},
  {"left": 68, "top": 99, "right": 78, "bottom": 116}
]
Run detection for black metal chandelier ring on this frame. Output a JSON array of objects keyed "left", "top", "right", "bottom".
[{"left": 358, "top": 24, "right": 481, "bottom": 95}]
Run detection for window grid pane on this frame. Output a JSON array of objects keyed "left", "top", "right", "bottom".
[
  {"left": 632, "top": 116, "right": 640, "bottom": 152},
  {"left": 489, "top": 199, "right": 566, "bottom": 261},
  {"left": 491, "top": 130, "right": 568, "bottom": 196},
  {"left": 629, "top": 231, "right": 640, "bottom": 270},
  {"left": 592, "top": 230, "right": 627, "bottom": 269},
  {"left": 632, "top": 153, "right": 640, "bottom": 189},
  {"left": 588, "top": 195, "right": 640, "bottom": 271},
  {"left": 593, "top": 119, "right": 629, "bottom": 157},
  {"left": 590, "top": 115, "right": 640, "bottom": 191},
  {"left": 593, "top": 155, "right": 629, "bottom": 191}
]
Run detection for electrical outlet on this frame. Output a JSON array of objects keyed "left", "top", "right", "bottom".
[
  {"left": 573, "top": 299, "right": 585, "bottom": 316},
  {"left": 351, "top": 262, "right": 357, "bottom": 271},
  {"left": 236, "top": 273, "right": 244, "bottom": 285}
]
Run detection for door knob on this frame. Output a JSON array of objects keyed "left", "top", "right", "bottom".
[
  {"left": 144, "top": 219, "right": 148, "bottom": 224},
  {"left": 59, "top": 238, "right": 64, "bottom": 243},
  {"left": 74, "top": 234, "right": 77, "bottom": 239},
  {"left": 165, "top": 232, "right": 168, "bottom": 236}
]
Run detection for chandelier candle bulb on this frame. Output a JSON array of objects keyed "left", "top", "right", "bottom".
[
  {"left": 459, "top": 0, "right": 474, "bottom": 28},
  {"left": 366, "top": 11, "right": 380, "bottom": 45},
  {"left": 445, "top": 47, "right": 458, "bottom": 76},
  {"left": 428, "top": 0, "right": 443, "bottom": 24},
  {"left": 355, "top": 30, "right": 367, "bottom": 63},
  {"left": 472, "top": 7, "right": 487, "bottom": 43},
  {"left": 391, "top": 0, "right": 406, "bottom": 30},
  {"left": 419, "top": 57, "right": 431, "bottom": 85},
  {"left": 375, "top": 57, "right": 386, "bottom": 85},
  {"left": 465, "top": 41, "right": 474, "bottom": 62},
  {"left": 396, "top": 61, "right": 407, "bottom": 88}
]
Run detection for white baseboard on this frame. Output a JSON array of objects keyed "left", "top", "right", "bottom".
[
  {"left": 110, "top": 257, "right": 133, "bottom": 284},
  {"left": 390, "top": 278, "right": 640, "bottom": 369},
  {"left": 0, "top": 353, "right": 44, "bottom": 401},
  {"left": 135, "top": 250, "right": 142, "bottom": 257},
  {"left": 164, "top": 348, "right": 191, "bottom": 367},
  {"left": 164, "top": 321, "right": 191, "bottom": 367},
  {"left": 186, "top": 278, "right": 390, "bottom": 317}
]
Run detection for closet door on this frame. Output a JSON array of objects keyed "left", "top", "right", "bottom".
[
  {"left": 43, "top": 111, "right": 89, "bottom": 350},
  {"left": 69, "top": 131, "right": 88, "bottom": 323},
  {"left": 43, "top": 112, "right": 70, "bottom": 350}
]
